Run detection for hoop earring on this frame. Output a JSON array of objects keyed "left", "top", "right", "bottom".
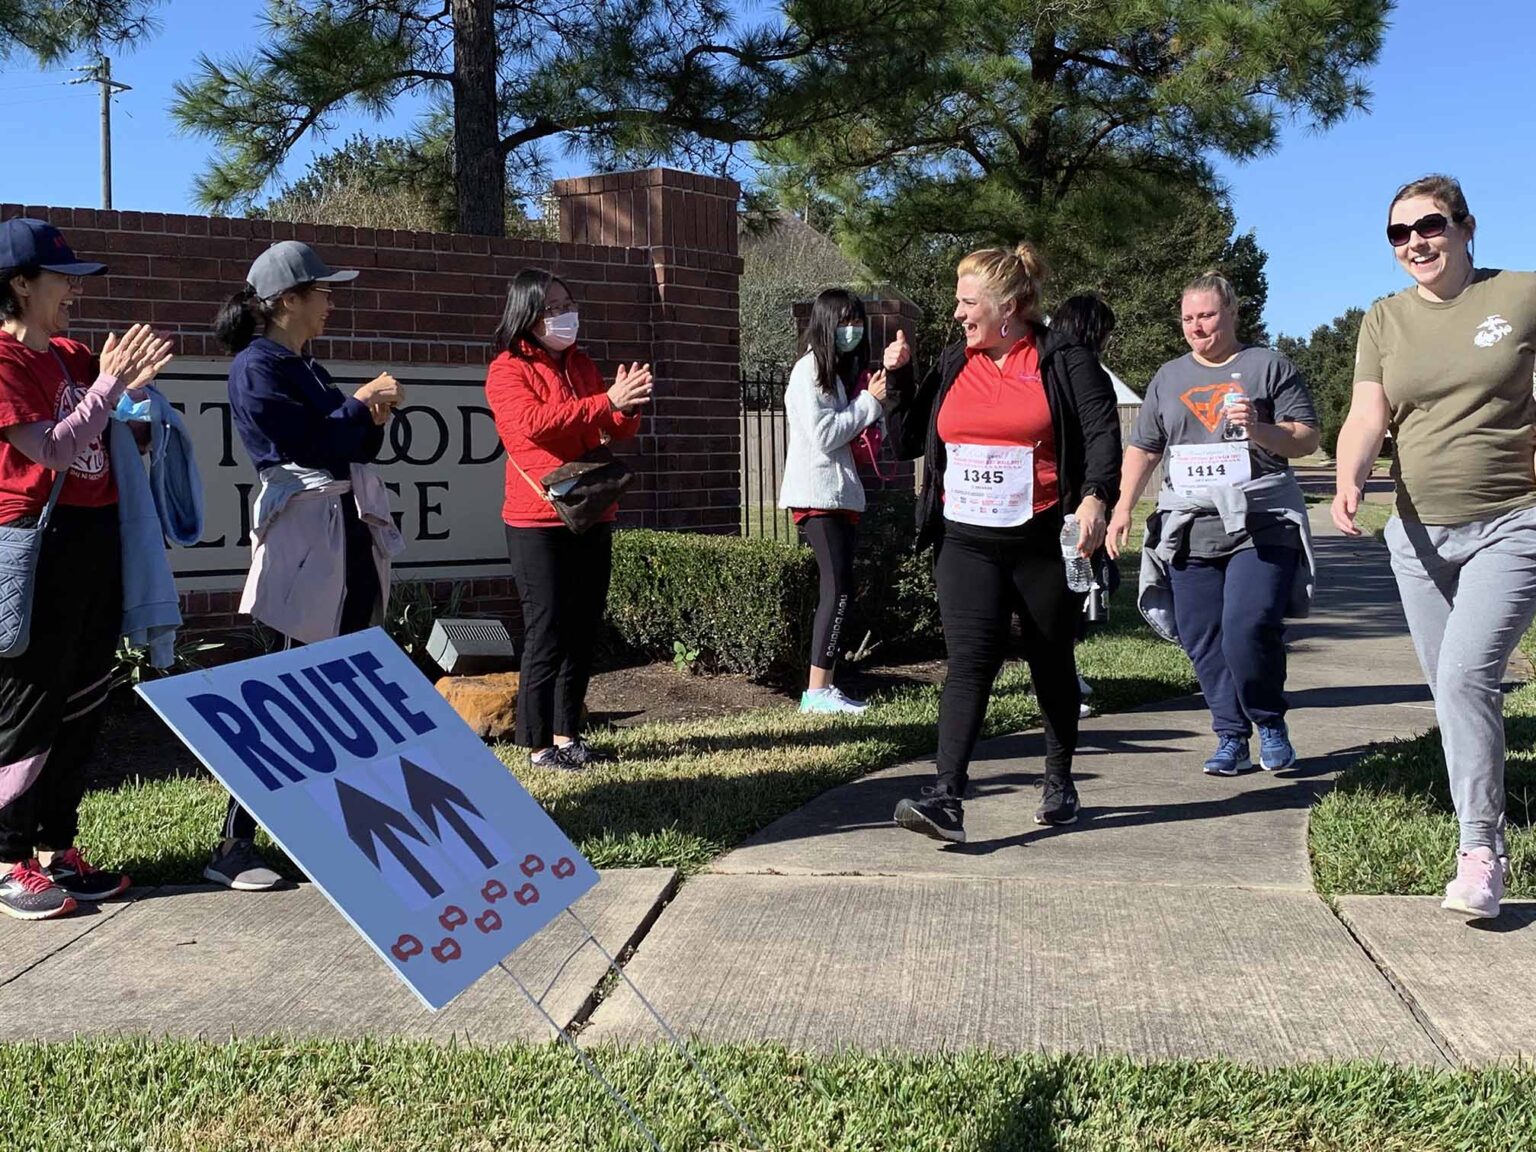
[{"left": 1000, "top": 320, "right": 1009, "bottom": 338}]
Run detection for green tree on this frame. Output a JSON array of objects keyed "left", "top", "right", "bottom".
[
  {"left": 793, "top": 175, "right": 1269, "bottom": 389},
  {"left": 1276, "top": 308, "right": 1365, "bottom": 456},
  {"left": 170, "top": 0, "right": 911, "bottom": 236},
  {"left": 0, "top": 0, "right": 158, "bottom": 62},
  {"left": 762, "top": 0, "right": 1383, "bottom": 372}
]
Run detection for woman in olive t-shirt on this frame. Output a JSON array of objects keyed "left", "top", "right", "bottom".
[{"left": 1333, "top": 174, "right": 1536, "bottom": 922}]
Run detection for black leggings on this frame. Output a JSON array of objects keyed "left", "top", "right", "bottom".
[
  {"left": 0, "top": 506, "right": 121, "bottom": 863},
  {"left": 800, "top": 516, "right": 857, "bottom": 671},
  {"left": 225, "top": 501, "right": 379, "bottom": 842},
  {"left": 934, "top": 509, "right": 1083, "bottom": 798},
  {"left": 506, "top": 522, "right": 613, "bottom": 748}
]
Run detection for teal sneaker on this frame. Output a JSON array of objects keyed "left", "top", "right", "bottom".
[{"left": 799, "top": 687, "right": 868, "bottom": 715}]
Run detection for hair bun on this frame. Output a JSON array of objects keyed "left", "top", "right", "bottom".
[{"left": 1013, "top": 241, "right": 1049, "bottom": 284}]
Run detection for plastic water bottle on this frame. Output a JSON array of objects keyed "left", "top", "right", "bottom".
[
  {"left": 1060, "top": 515, "right": 1095, "bottom": 592},
  {"left": 1221, "top": 389, "right": 1248, "bottom": 442}
]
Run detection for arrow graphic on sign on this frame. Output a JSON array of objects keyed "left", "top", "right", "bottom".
[
  {"left": 401, "top": 756, "right": 498, "bottom": 869},
  {"left": 336, "top": 779, "right": 445, "bottom": 898}
]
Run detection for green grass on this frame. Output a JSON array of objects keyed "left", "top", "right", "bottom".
[
  {"left": 76, "top": 606, "right": 1193, "bottom": 883},
  {"left": 1310, "top": 679, "right": 1536, "bottom": 898},
  {"left": 2, "top": 1040, "right": 1533, "bottom": 1152},
  {"left": 77, "top": 511, "right": 1190, "bottom": 883}
]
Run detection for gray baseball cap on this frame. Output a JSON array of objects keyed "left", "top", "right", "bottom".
[{"left": 246, "top": 240, "right": 359, "bottom": 300}]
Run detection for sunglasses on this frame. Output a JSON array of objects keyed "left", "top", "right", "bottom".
[{"left": 1386, "top": 212, "right": 1464, "bottom": 247}]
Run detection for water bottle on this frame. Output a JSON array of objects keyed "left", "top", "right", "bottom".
[
  {"left": 1221, "top": 389, "right": 1248, "bottom": 442},
  {"left": 1060, "top": 515, "right": 1095, "bottom": 593}
]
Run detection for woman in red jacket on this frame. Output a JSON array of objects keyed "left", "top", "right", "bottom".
[{"left": 486, "top": 270, "right": 651, "bottom": 770}]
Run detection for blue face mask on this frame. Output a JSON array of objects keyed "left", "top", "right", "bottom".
[{"left": 835, "top": 324, "right": 864, "bottom": 353}]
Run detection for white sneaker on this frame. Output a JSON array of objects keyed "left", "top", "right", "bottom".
[
  {"left": 800, "top": 687, "right": 868, "bottom": 715},
  {"left": 1078, "top": 675, "right": 1094, "bottom": 719}
]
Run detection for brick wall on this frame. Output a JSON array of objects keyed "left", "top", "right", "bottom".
[{"left": 3, "top": 167, "right": 743, "bottom": 642}]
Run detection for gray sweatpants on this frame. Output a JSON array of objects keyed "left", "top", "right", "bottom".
[{"left": 1384, "top": 505, "right": 1536, "bottom": 856}]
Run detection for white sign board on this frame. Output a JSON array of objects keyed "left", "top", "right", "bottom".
[
  {"left": 137, "top": 629, "right": 598, "bottom": 1010},
  {"left": 154, "top": 359, "right": 509, "bottom": 591}
]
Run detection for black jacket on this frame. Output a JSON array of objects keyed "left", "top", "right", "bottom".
[{"left": 887, "top": 322, "right": 1122, "bottom": 551}]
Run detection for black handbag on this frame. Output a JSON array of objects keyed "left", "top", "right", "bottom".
[{"left": 512, "top": 442, "right": 633, "bottom": 535}]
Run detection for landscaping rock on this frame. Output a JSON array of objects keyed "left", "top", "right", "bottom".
[{"left": 435, "top": 672, "right": 520, "bottom": 740}]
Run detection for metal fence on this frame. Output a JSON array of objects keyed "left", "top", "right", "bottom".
[{"left": 740, "top": 367, "right": 792, "bottom": 540}]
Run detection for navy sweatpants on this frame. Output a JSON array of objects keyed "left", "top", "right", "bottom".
[{"left": 1168, "top": 545, "right": 1299, "bottom": 738}]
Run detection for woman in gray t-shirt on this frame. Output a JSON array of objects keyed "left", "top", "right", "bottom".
[{"left": 1107, "top": 272, "right": 1320, "bottom": 777}]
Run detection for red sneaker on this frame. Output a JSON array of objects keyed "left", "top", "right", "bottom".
[{"left": 0, "top": 858, "right": 78, "bottom": 920}]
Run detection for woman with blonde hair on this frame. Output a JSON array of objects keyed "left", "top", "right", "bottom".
[
  {"left": 885, "top": 243, "right": 1121, "bottom": 843},
  {"left": 1334, "top": 174, "right": 1536, "bottom": 920}
]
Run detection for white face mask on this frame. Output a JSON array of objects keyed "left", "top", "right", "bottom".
[
  {"left": 539, "top": 309, "right": 579, "bottom": 351},
  {"left": 835, "top": 324, "right": 864, "bottom": 353}
]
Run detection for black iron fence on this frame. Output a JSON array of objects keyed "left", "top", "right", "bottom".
[{"left": 740, "top": 367, "right": 791, "bottom": 540}]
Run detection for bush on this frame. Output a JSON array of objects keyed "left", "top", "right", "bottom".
[
  {"left": 607, "top": 530, "right": 817, "bottom": 680},
  {"left": 849, "top": 490, "right": 941, "bottom": 661}
]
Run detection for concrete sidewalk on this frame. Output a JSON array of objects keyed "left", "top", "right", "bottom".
[
  {"left": 587, "top": 513, "right": 1536, "bottom": 1066},
  {"left": 4, "top": 510, "right": 1534, "bottom": 1066}
]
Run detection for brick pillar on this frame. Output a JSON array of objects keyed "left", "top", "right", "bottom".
[
  {"left": 793, "top": 292, "right": 923, "bottom": 499},
  {"left": 550, "top": 169, "right": 742, "bottom": 532}
]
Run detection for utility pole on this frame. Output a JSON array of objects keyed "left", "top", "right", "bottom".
[{"left": 69, "top": 55, "right": 132, "bottom": 209}]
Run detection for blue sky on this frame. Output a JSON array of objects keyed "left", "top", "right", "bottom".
[{"left": 1, "top": 0, "right": 1531, "bottom": 339}]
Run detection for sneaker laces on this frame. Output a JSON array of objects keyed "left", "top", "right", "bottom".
[
  {"left": 1457, "top": 850, "right": 1497, "bottom": 887},
  {"left": 222, "top": 839, "right": 267, "bottom": 873},
  {"left": 1039, "top": 775, "right": 1073, "bottom": 803},
  {"left": 50, "top": 847, "right": 97, "bottom": 876},
  {"left": 918, "top": 785, "right": 959, "bottom": 802},
  {"left": 1217, "top": 735, "right": 1246, "bottom": 757},
  {"left": 5, "top": 859, "right": 56, "bottom": 895}
]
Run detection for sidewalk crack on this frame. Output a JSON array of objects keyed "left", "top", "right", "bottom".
[
  {"left": 0, "top": 885, "right": 159, "bottom": 990},
  {"left": 1328, "top": 900, "right": 1461, "bottom": 1068}
]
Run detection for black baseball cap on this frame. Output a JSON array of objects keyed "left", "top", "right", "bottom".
[{"left": 0, "top": 218, "right": 107, "bottom": 276}]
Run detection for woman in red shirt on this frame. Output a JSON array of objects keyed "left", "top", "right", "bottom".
[
  {"left": 885, "top": 243, "right": 1121, "bottom": 844},
  {"left": 0, "top": 219, "right": 172, "bottom": 921},
  {"left": 486, "top": 271, "right": 650, "bottom": 770}
]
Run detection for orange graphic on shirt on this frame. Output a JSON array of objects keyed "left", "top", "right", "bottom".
[{"left": 1180, "top": 381, "right": 1244, "bottom": 433}]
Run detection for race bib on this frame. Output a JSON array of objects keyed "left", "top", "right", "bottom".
[
  {"left": 945, "top": 443, "right": 1035, "bottom": 528},
  {"left": 1167, "top": 442, "right": 1252, "bottom": 496}
]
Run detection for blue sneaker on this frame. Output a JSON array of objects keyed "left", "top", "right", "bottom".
[
  {"left": 1256, "top": 720, "right": 1296, "bottom": 771},
  {"left": 799, "top": 687, "right": 868, "bottom": 715},
  {"left": 1203, "top": 736, "right": 1252, "bottom": 776}
]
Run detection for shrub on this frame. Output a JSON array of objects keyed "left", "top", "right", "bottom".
[
  {"left": 607, "top": 530, "right": 817, "bottom": 680},
  {"left": 849, "top": 490, "right": 941, "bottom": 660}
]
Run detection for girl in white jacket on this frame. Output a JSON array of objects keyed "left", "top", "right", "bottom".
[{"left": 778, "top": 290, "right": 890, "bottom": 713}]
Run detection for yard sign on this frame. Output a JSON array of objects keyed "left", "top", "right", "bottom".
[{"left": 137, "top": 628, "right": 598, "bottom": 1010}]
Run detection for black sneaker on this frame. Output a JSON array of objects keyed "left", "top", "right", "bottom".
[
  {"left": 1034, "top": 774, "right": 1080, "bottom": 826},
  {"left": 0, "top": 858, "right": 78, "bottom": 920},
  {"left": 893, "top": 788, "right": 965, "bottom": 844},
  {"left": 555, "top": 740, "right": 605, "bottom": 767},
  {"left": 43, "top": 846, "right": 130, "bottom": 901}
]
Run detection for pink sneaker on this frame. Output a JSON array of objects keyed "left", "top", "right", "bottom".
[{"left": 1442, "top": 847, "right": 1503, "bottom": 919}]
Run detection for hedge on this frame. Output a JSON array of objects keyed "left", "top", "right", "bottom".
[{"left": 607, "top": 529, "right": 817, "bottom": 680}]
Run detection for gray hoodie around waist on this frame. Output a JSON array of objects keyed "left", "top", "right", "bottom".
[{"left": 1137, "top": 470, "right": 1317, "bottom": 645}]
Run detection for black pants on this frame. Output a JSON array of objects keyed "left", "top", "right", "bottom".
[
  {"left": 0, "top": 506, "right": 122, "bottom": 863},
  {"left": 506, "top": 522, "right": 612, "bottom": 748},
  {"left": 800, "top": 516, "right": 857, "bottom": 670},
  {"left": 225, "top": 501, "right": 379, "bottom": 842},
  {"left": 934, "top": 509, "right": 1083, "bottom": 798}
]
